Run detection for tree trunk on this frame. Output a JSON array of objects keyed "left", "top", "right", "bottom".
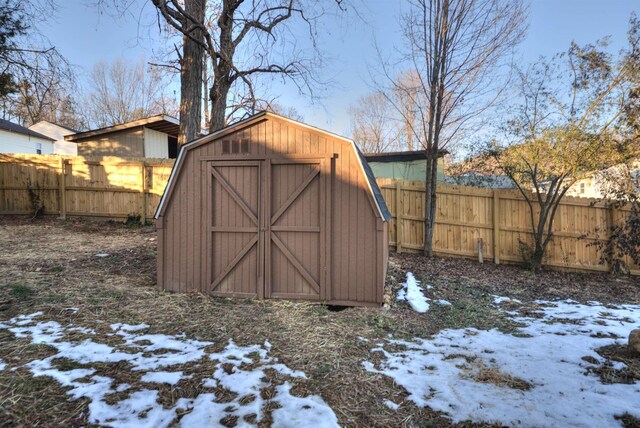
[
  {"left": 178, "top": 0, "right": 205, "bottom": 145},
  {"left": 203, "top": 57, "right": 210, "bottom": 131},
  {"left": 424, "top": 151, "right": 438, "bottom": 256},
  {"left": 209, "top": 78, "right": 231, "bottom": 132}
]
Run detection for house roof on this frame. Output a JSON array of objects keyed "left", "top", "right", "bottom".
[
  {"left": 0, "top": 118, "right": 55, "bottom": 141},
  {"left": 64, "top": 115, "right": 179, "bottom": 141},
  {"left": 154, "top": 111, "right": 391, "bottom": 222},
  {"left": 30, "top": 120, "right": 79, "bottom": 133},
  {"left": 364, "top": 149, "right": 448, "bottom": 163}
]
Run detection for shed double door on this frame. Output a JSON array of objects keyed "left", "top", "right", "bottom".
[{"left": 206, "top": 158, "right": 330, "bottom": 300}]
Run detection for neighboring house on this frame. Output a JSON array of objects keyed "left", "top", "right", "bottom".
[
  {"left": 444, "top": 172, "right": 516, "bottom": 189},
  {"left": 28, "top": 121, "right": 79, "bottom": 155},
  {"left": 0, "top": 118, "right": 55, "bottom": 154},
  {"left": 64, "top": 115, "right": 179, "bottom": 158},
  {"left": 566, "top": 161, "right": 640, "bottom": 199},
  {"left": 364, "top": 150, "right": 447, "bottom": 182}
]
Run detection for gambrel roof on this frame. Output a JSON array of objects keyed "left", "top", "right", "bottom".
[{"left": 155, "top": 111, "right": 391, "bottom": 221}]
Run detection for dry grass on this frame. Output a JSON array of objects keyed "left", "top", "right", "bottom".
[
  {"left": 468, "top": 366, "right": 533, "bottom": 391},
  {"left": 0, "top": 216, "right": 637, "bottom": 427},
  {"left": 391, "top": 250, "right": 640, "bottom": 305}
]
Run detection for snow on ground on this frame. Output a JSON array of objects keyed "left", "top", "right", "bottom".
[
  {"left": 110, "top": 323, "right": 150, "bottom": 332},
  {"left": 0, "top": 313, "right": 338, "bottom": 428},
  {"left": 140, "top": 371, "right": 184, "bottom": 385},
  {"left": 365, "top": 298, "right": 640, "bottom": 427},
  {"left": 383, "top": 399, "right": 400, "bottom": 410},
  {"left": 396, "top": 272, "right": 431, "bottom": 313},
  {"left": 492, "top": 295, "right": 522, "bottom": 305},
  {"left": 0, "top": 358, "right": 5, "bottom": 371}
]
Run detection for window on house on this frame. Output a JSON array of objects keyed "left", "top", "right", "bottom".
[
  {"left": 168, "top": 136, "right": 178, "bottom": 159},
  {"left": 36, "top": 143, "right": 42, "bottom": 155},
  {"left": 580, "top": 183, "right": 585, "bottom": 194}
]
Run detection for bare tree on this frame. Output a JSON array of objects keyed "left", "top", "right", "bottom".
[
  {"left": 178, "top": 0, "right": 205, "bottom": 144},
  {"left": 379, "top": 0, "right": 527, "bottom": 256},
  {"left": 0, "top": 0, "right": 81, "bottom": 126},
  {"left": 349, "top": 91, "right": 399, "bottom": 153},
  {"left": 260, "top": 100, "right": 304, "bottom": 121},
  {"left": 84, "top": 57, "right": 177, "bottom": 128},
  {"left": 151, "top": 0, "right": 327, "bottom": 134},
  {"left": 5, "top": 50, "right": 82, "bottom": 128},
  {"left": 392, "top": 69, "right": 425, "bottom": 151}
]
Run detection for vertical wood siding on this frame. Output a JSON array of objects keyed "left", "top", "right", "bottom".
[{"left": 158, "top": 116, "right": 387, "bottom": 305}]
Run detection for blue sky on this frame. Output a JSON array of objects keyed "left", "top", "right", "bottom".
[{"left": 42, "top": 0, "right": 639, "bottom": 137}]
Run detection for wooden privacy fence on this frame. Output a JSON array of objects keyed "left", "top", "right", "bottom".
[
  {"left": 0, "top": 154, "right": 175, "bottom": 222},
  {"left": 0, "top": 155, "right": 636, "bottom": 275},
  {"left": 377, "top": 178, "right": 639, "bottom": 275}
]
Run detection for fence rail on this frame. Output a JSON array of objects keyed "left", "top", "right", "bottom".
[
  {"left": 377, "top": 178, "right": 638, "bottom": 275},
  {"left": 0, "top": 155, "right": 635, "bottom": 275}
]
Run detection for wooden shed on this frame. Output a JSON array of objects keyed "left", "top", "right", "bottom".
[{"left": 155, "top": 112, "right": 391, "bottom": 306}]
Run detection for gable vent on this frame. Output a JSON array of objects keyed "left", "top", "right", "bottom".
[{"left": 222, "top": 139, "right": 250, "bottom": 154}]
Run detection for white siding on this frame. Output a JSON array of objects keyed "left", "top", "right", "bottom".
[
  {"left": 143, "top": 127, "right": 169, "bottom": 158},
  {"left": 0, "top": 130, "right": 54, "bottom": 154},
  {"left": 29, "top": 121, "right": 78, "bottom": 155}
]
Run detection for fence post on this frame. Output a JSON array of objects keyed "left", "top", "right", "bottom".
[
  {"left": 396, "top": 180, "right": 403, "bottom": 253},
  {"left": 58, "top": 158, "right": 66, "bottom": 220},
  {"left": 606, "top": 202, "right": 615, "bottom": 273},
  {"left": 140, "top": 161, "right": 147, "bottom": 225},
  {"left": 493, "top": 189, "right": 500, "bottom": 264}
]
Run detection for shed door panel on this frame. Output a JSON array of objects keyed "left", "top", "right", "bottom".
[
  {"left": 267, "top": 160, "right": 323, "bottom": 300},
  {"left": 209, "top": 162, "right": 261, "bottom": 297}
]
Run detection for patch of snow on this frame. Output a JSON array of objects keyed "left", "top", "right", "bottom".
[
  {"left": 176, "top": 393, "right": 230, "bottom": 426},
  {"left": 383, "top": 399, "right": 400, "bottom": 410},
  {"left": 435, "top": 299, "right": 452, "bottom": 306},
  {"left": 357, "top": 336, "right": 369, "bottom": 342},
  {"left": 364, "top": 300, "right": 640, "bottom": 427},
  {"left": 141, "top": 371, "right": 184, "bottom": 385},
  {"left": 271, "top": 382, "right": 340, "bottom": 427},
  {"left": 90, "top": 389, "right": 177, "bottom": 428},
  {"left": 611, "top": 361, "right": 627, "bottom": 371},
  {"left": 397, "top": 272, "right": 430, "bottom": 313},
  {"left": 110, "top": 323, "right": 149, "bottom": 332},
  {"left": 67, "top": 326, "right": 96, "bottom": 334},
  {"left": 201, "top": 378, "right": 217, "bottom": 388},
  {"left": 0, "top": 359, "right": 5, "bottom": 371},
  {"left": 492, "top": 295, "right": 522, "bottom": 305},
  {"left": 114, "top": 328, "right": 212, "bottom": 371},
  {"left": 64, "top": 307, "right": 79, "bottom": 313},
  {"left": 0, "top": 313, "right": 338, "bottom": 428},
  {"left": 193, "top": 340, "right": 314, "bottom": 424},
  {"left": 94, "top": 253, "right": 110, "bottom": 258},
  {"left": 116, "top": 383, "right": 130, "bottom": 392}
]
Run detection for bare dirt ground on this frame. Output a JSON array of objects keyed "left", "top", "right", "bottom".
[{"left": 0, "top": 217, "right": 638, "bottom": 427}]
